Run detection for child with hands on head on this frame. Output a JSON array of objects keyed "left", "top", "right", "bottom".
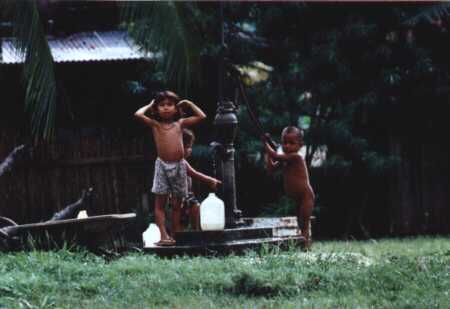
[{"left": 134, "top": 90, "right": 206, "bottom": 245}]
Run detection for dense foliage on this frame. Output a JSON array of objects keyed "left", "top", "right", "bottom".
[{"left": 123, "top": 3, "right": 450, "bottom": 237}]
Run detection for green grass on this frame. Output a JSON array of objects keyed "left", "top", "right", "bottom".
[{"left": 1, "top": 236, "right": 449, "bottom": 308}]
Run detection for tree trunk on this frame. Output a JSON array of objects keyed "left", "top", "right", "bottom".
[{"left": 388, "top": 135, "right": 414, "bottom": 235}]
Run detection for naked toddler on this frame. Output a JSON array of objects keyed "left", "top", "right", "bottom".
[{"left": 263, "top": 126, "right": 315, "bottom": 249}]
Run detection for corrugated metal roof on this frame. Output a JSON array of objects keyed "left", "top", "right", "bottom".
[{"left": 1, "top": 31, "right": 153, "bottom": 64}]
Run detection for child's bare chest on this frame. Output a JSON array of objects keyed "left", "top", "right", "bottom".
[
  {"left": 282, "top": 161, "right": 307, "bottom": 185},
  {"left": 153, "top": 123, "right": 182, "bottom": 140},
  {"left": 282, "top": 161, "right": 301, "bottom": 174},
  {"left": 152, "top": 123, "right": 184, "bottom": 161}
]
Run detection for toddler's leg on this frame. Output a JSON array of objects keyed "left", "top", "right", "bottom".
[
  {"left": 155, "top": 194, "right": 170, "bottom": 240},
  {"left": 190, "top": 203, "right": 200, "bottom": 231},
  {"left": 171, "top": 197, "right": 183, "bottom": 235},
  {"left": 298, "top": 196, "right": 314, "bottom": 250}
]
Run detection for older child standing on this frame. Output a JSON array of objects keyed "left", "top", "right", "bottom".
[
  {"left": 262, "top": 126, "right": 315, "bottom": 249},
  {"left": 134, "top": 91, "right": 206, "bottom": 245}
]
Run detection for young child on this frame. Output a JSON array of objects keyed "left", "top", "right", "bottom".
[
  {"left": 180, "top": 128, "right": 221, "bottom": 231},
  {"left": 262, "top": 126, "right": 315, "bottom": 249},
  {"left": 134, "top": 90, "right": 206, "bottom": 245}
]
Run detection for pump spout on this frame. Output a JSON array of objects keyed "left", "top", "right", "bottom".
[{"left": 209, "top": 141, "right": 225, "bottom": 156}]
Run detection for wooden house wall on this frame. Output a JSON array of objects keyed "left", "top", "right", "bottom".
[{"left": 0, "top": 129, "right": 154, "bottom": 225}]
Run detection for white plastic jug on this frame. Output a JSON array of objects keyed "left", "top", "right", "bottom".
[
  {"left": 77, "top": 210, "right": 88, "bottom": 219},
  {"left": 142, "top": 223, "right": 161, "bottom": 247},
  {"left": 200, "top": 193, "right": 225, "bottom": 231}
]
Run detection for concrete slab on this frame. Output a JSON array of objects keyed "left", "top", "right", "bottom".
[
  {"left": 143, "top": 235, "right": 305, "bottom": 257},
  {"left": 143, "top": 217, "right": 305, "bottom": 257}
]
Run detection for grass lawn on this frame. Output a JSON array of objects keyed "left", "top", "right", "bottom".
[{"left": 1, "top": 236, "right": 449, "bottom": 308}]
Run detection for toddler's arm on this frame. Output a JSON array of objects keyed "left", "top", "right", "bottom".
[
  {"left": 178, "top": 100, "right": 206, "bottom": 127},
  {"left": 264, "top": 153, "right": 280, "bottom": 173},
  {"left": 185, "top": 161, "right": 221, "bottom": 190},
  {"left": 264, "top": 141, "right": 298, "bottom": 162},
  {"left": 260, "top": 135, "right": 280, "bottom": 172},
  {"left": 134, "top": 100, "right": 158, "bottom": 127}
]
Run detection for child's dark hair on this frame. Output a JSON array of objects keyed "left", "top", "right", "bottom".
[
  {"left": 182, "top": 128, "right": 195, "bottom": 146},
  {"left": 154, "top": 90, "right": 180, "bottom": 105},
  {"left": 282, "top": 126, "right": 304, "bottom": 143},
  {"left": 151, "top": 90, "right": 182, "bottom": 120}
]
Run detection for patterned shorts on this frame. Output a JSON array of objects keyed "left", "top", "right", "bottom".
[
  {"left": 181, "top": 192, "right": 200, "bottom": 225},
  {"left": 151, "top": 158, "right": 188, "bottom": 198},
  {"left": 184, "top": 192, "right": 200, "bottom": 209}
]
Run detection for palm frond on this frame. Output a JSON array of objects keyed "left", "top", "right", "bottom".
[
  {"left": 2, "top": 0, "right": 57, "bottom": 143},
  {"left": 121, "top": 2, "right": 203, "bottom": 94},
  {"left": 403, "top": 3, "right": 450, "bottom": 26}
]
